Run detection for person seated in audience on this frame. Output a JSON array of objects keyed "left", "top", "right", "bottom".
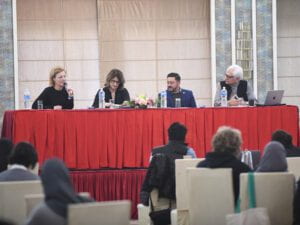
[
  {"left": 0, "top": 138, "right": 14, "bottom": 172},
  {"left": 159, "top": 72, "right": 196, "bottom": 108},
  {"left": 140, "top": 122, "right": 196, "bottom": 209},
  {"left": 0, "top": 142, "right": 39, "bottom": 181},
  {"left": 197, "top": 126, "right": 251, "bottom": 203},
  {"left": 256, "top": 141, "right": 287, "bottom": 172},
  {"left": 92, "top": 69, "right": 130, "bottom": 108},
  {"left": 32, "top": 66, "right": 74, "bottom": 109},
  {"left": 271, "top": 129, "right": 300, "bottom": 157},
  {"left": 24, "top": 158, "right": 93, "bottom": 225},
  {"left": 214, "top": 64, "right": 256, "bottom": 106},
  {"left": 293, "top": 179, "right": 300, "bottom": 225}
]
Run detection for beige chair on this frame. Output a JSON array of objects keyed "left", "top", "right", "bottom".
[
  {"left": 287, "top": 157, "right": 300, "bottom": 180},
  {"left": 0, "top": 180, "right": 43, "bottom": 225},
  {"left": 25, "top": 192, "right": 91, "bottom": 216},
  {"left": 68, "top": 200, "right": 131, "bottom": 225},
  {"left": 239, "top": 172, "right": 294, "bottom": 225},
  {"left": 187, "top": 168, "right": 234, "bottom": 225},
  {"left": 137, "top": 203, "right": 150, "bottom": 225},
  {"left": 172, "top": 158, "right": 204, "bottom": 225}
]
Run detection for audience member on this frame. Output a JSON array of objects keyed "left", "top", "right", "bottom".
[
  {"left": 92, "top": 69, "right": 130, "bottom": 108},
  {"left": 0, "top": 138, "right": 13, "bottom": 172},
  {"left": 24, "top": 158, "right": 93, "bottom": 225},
  {"left": 32, "top": 66, "right": 74, "bottom": 109},
  {"left": 0, "top": 142, "right": 39, "bottom": 181},
  {"left": 160, "top": 72, "right": 196, "bottom": 108},
  {"left": 256, "top": 141, "right": 287, "bottom": 172},
  {"left": 140, "top": 122, "right": 195, "bottom": 210},
  {"left": 272, "top": 129, "right": 300, "bottom": 157},
  {"left": 197, "top": 126, "right": 251, "bottom": 203},
  {"left": 214, "top": 65, "right": 256, "bottom": 106}
]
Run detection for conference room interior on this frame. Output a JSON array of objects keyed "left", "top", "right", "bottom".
[{"left": 1, "top": 0, "right": 300, "bottom": 225}]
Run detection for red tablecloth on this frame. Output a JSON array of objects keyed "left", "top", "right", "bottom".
[
  {"left": 1, "top": 106, "right": 299, "bottom": 169},
  {"left": 70, "top": 169, "right": 146, "bottom": 219}
]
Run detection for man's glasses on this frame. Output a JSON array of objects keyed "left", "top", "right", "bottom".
[{"left": 225, "top": 74, "right": 235, "bottom": 79}]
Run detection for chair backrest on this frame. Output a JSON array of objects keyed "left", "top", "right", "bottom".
[
  {"left": 287, "top": 157, "right": 300, "bottom": 180},
  {"left": 175, "top": 158, "right": 204, "bottom": 210},
  {"left": 24, "top": 193, "right": 44, "bottom": 216},
  {"left": 187, "top": 168, "right": 234, "bottom": 225},
  {"left": 68, "top": 200, "right": 131, "bottom": 225},
  {"left": 240, "top": 172, "right": 294, "bottom": 225},
  {"left": 0, "top": 180, "right": 43, "bottom": 225},
  {"left": 25, "top": 192, "right": 91, "bottom": 216}
]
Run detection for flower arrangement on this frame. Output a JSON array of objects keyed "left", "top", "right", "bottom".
[{"left": 123, "top": 94, "right": 154, "bottom": 109}]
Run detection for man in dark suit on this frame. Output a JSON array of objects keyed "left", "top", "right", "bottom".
[
  {"left": 0, "top": 142, "right": 39, "bottom": 181},
  {"left": 163, "top": 72, "right": 196, "bottom": 108}
]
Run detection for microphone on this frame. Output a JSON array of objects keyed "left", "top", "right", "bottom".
[{"left": 64, "top": 82, "right": 73, "bottom": 100}]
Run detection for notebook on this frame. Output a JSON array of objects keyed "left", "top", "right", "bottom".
[{"left": 257, "top": 90, "right": 284, "bottom": 106}]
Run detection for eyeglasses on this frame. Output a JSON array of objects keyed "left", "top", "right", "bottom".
[
  {"left": 225, "top": 74, "right": 235, "bottom": 79},
  {"left": 110, "top": 79, "right": 120, "bottom": 84}
]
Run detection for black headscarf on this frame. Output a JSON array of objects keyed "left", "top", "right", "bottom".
[{"left": 41, "top": 158, "right": 92, "bottom": 218}]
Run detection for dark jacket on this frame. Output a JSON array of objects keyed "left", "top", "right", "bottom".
[
  {"left": 293, "top": 179, "right": 300, "bottom": 225},
  {"left": 0, "top": 168, "right": 39, "bottom": 181},
  {"left": 140, "top": 141, "right": 187, "bottom": 205},
  {"left": 92, "top": 87, "right": 130, "bottom": 108},
  {"left": 163, "top": 89, "right": 196, "bottom": 108},
  {"left": 220, "top": 80, "right": 248, "bottom": 101},
  {"left": 286, "top": 146, "right": 300, "bottom": 157},
  {"left": 197, "top": 152, "right": 251, "bottom": 204}
]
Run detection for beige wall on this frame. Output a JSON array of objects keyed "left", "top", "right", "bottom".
[
  {"left": 98, "top": 0, "right": 211, "bottom": 106},
  {"left": 17, "top": 0, "right": 100, "bottom": 109},
  {"left": 277, "top": 0, "right": 300, "bottom": 106}
]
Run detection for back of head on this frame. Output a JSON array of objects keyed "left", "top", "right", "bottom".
[
  {"left": 271, "top": 129, "right": 293, "bottom": 149},
  {"left": 9, "top": 142, "right": 38, "bottom": 169},
  {"left": 212, "top": 126, "right": 242, "bottom": 157},
  {"left": 256, "top": 141, "right": 287, "bottom": 172},
  {"left": 0, "top": 138, "right": 14, "bottom": 172},
  {"left": 41, "top": 158, "right": 91, "bottom": 218},
  {"left": 168, "top": 122, "right": 187, "bottom": 142}
]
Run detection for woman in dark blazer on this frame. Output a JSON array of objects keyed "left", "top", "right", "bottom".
[{"left": 92, "top": 69, "right": 130, "bottom": 108}]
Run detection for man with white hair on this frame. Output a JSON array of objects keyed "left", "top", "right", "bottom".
[{"left": 214, "top": 65, "right": 256, "bottom": 106}]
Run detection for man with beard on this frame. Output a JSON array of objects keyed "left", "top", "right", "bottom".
[{"left": 160, "top": 73, "right": 196, "bottom": 108}]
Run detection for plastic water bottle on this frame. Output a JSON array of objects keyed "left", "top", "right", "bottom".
[
  {"left": 23, "top": 89, "right": 31, "bottom": 109},
  {"left": 98, "top": 88, "right": 105, "bottom": 108},
  {"left": 220, "top": 87, "right": 228, "bottom": 107},
  {"left": 160, "top": 91, "right": 167, "bottom": 108}
]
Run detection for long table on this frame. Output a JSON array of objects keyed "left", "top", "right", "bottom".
[{"left": 1, "top": 106, "right": 299, "bottom": 169}]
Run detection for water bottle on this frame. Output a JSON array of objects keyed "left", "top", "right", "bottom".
[
  {"left": 160, "top": 91, "right": 167, "bottom": 108},
  {"left": 220, "top": 87, "right": 228, "bottom": 107},
  {"left": 23, "top": 89, "right": 31, "bottom": 109},
  {"left": 98, "top": 88, "right": 105, "bottom": 108}
]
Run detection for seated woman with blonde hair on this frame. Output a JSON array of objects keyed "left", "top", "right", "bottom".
[{"left": 32, "top": 66, "right": 74, "bottom": 109}]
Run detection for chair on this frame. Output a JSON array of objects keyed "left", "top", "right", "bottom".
[
  {"left": 0, "top": 180, "right": 43, "bottom": 225},
  {"left": 137, "top": 203, "right": 150, "bottom": 225},
  {"left": 68, "top": 200, "right": 131, "bottom": 225},
  {"left": 239, "top": 172, "right": 294, "bottom": 225},
  {"left": 172, "top": 158, "right": 204, "bottom": 225},
  {"left": 186, "top": 168, "right": 234, "bottom": 225},
  {"left": 287, "top": 157, "right": 300, "bottom": 180},
  {"left": 25, "top": 192, "right": 91, "bottom": 216}
]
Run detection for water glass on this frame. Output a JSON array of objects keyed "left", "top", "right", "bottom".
[
  {"left": 37, "top": 100, "right": 43, "bottom": 109},
  {"left": 175, "top": 98, "right": 181, "bottom": 108}
]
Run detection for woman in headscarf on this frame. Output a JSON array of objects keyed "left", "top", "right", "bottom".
[
  {"left": 256, "top": 141, "right": 288, "bottom": 172},
  {"left": 24, "top": 158, "right": 93, "bottom": 225}
]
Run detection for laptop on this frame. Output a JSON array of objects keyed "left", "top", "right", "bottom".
[{"left": 259, "top": 90, "right": 285, "bottom": 106}]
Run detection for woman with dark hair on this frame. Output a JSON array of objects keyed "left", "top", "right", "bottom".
[
  {"left": 24, "top": 158, "right": 93, "bottom": 225},
  {"left": 92, "top": 69, "right": 130, "bottom": 108},
  {"left": 0, "top": 138, "right": 14, "bottom": 172},
  {"left": 32, "top": 66, "right": 74, "bottom": 109}
]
